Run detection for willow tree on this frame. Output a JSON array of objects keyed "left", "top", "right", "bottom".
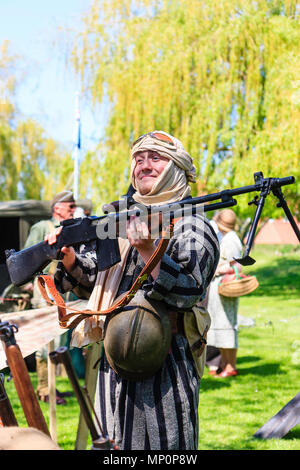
[
  {"left": 0, "top": 41, "right": 74, "bottom": 201},
  {"left": 0, "top": 41, "right": 19, "bottom": 199},
  {"left": 70, "top": 0, "right": 300, "bottom": 216},
  {"left": 13, "top": 119, "right": 74, "bottom": 200}
]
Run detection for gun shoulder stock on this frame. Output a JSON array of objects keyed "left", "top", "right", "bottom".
[{"left": 5, "top": 241, "right": 60, "bottom": 287}]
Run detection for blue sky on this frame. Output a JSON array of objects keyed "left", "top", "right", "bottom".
[{"left": 0, "top": 0, "right": 101, "bottom": 152}]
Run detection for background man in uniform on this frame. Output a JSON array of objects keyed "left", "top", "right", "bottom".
[{"left": 24, "top": 190, "right": 76, "bottom": 405}]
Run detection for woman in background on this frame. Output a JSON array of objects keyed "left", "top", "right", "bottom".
[{"left": 206, "top": 209, "right": 243, "bottom": 378}]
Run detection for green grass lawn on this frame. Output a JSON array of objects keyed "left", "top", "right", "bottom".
[
  {"left": 1, "top": 244, "right": 300, "bottom": 450},
  {"left": 2, "top": 373, "right": 85, "bottom": 450},
  {"left": 199, "top": 244, "right": 300, "bottom": 450}
]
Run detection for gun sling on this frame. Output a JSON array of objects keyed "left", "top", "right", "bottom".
[{"left": 36, "top": 224, "right": 174, "bottom": 330}]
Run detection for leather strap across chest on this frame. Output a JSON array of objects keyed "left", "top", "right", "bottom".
[{"left": 37, "top": 225, "right": 174, "bottom": 330}]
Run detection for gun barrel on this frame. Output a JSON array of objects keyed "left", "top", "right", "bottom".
[
  {"left": 49, "top": 347, "right": 100, "bottom": 442},
  {"left": 272, "top": 176, "right": 295, "bottom": 187},
  {"left": 0, "top": 373, "right": 18, "bottom": 427},
  {"left": 49, "top": 347, "right": 115, "bottom": 450}
]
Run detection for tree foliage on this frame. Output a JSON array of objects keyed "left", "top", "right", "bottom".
[
  {"left": 0, "top": 41, "right": 74, "bottom": 202},
  {"left": 70, "top": 0, "right": 300, "bottom": 217}
]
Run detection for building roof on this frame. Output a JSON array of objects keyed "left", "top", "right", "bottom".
[{"left": 255, "top": 218, "right": 300, "bottom": 245}]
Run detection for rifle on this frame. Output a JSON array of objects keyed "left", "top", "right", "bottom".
[
  {"left": 0, "top": 320, "right": 50, "bottom": 436},
  {"left": 49, "top": 346, "right": 118, "bottom": 450},
  {"left": 0, "top": 372, "right": 18, "bottom": 427},
  {"left": 5, "top": 172, "right": 300, "bottom": 287}
]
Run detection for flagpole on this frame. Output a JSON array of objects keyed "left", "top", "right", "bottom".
[{"left": 73, "top": 91, "right": 81, "bottom": 200}]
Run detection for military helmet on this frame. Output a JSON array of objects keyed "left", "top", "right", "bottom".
[{"left": 104, "top": 290, "right": 172, "bottom": 381}]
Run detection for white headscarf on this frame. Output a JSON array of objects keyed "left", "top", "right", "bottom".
[{"left": 131, "top": 131, "right": 196, "bottom": 205}]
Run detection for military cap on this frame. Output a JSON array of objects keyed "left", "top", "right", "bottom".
[{"left": 51, "top": 191, "right": 75, "bottom": 209}]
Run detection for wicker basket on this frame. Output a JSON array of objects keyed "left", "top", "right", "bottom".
[{"left": 218, "top": 266, "right": 259, "bottom": 298}]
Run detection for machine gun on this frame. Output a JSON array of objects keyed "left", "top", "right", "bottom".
[{"left": 5, "top": 172, "right": 300, "bottom": 287}]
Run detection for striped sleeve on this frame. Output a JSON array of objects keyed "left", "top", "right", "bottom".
[
  {"left": 145, "top": 214, "right": 219, "bottom": 310},
  {"left": 54, "top": 241, "right": 98, "bottom": 294}
]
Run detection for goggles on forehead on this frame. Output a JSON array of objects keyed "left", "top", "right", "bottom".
[{"left": 131, "top": 132, "right": 175, "bottom": 149}]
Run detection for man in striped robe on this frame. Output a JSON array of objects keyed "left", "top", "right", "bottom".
[{"left": 50, "top": 131, "right": 220, "bottom": 450}]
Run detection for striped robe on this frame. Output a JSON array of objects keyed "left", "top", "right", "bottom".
[{"left": 55, "top": 213, "right": 219, "bottom": 450}]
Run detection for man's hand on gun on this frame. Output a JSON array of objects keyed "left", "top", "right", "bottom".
[
  {"left": 45, "top": 227, "right": 76, "bottom": 273},
  {"left": 126, "top": 214, "right": 161, "bottom": 279},
  {"left": 45, "top": 215, "right": 161, "bottom": 279}
]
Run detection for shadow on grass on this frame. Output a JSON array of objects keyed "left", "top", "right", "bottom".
[
  {"left": 237, "top": 355, "right": 261, "bottom": 364},
  {"left": 236, "top": 356, "right": 284, "bottom": 376},
  {"left": 201, "top": 376, "right": 231, "bottom": 391},
  {"left": 238, "top": 362, "right": 283, "bottom": 377},
  {"left": 245, "top": 258, "right": 300, "bottom": 299},
  {"left": 202, "top": 362, "right": 284, "bottom": 390},
  {"left": 283, "top": 427, "right": 300, "bottom": 440}
]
